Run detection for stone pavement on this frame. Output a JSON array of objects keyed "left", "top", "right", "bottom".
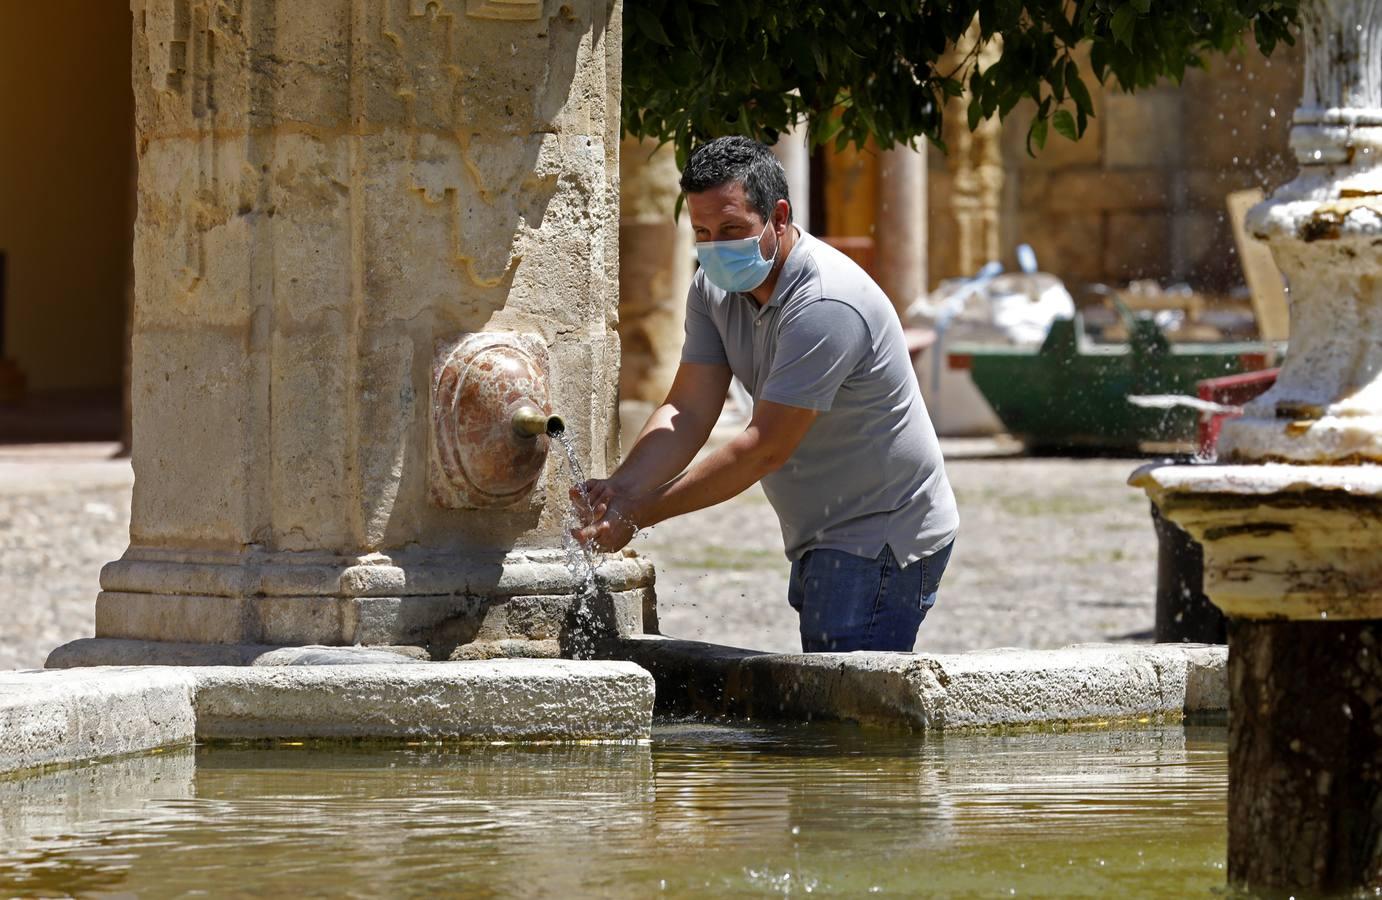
[{"left": 1, "top": 441, "right": 1163, "bottom": 670}]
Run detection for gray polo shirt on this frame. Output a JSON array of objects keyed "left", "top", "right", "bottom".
[{"left": 681, "top": 228, "right": 959, "bottom": 565}]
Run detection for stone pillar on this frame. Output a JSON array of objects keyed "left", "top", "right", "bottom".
[
  {"left": 1134, "top": 1, "right": 1382, "bottom": 891},
  {"left": 54, "top": 0, "right": 652, "bottom": 666},
  {"left": 617, "top": 138, "right": 690, "bottom": 406},
  {"left": 931, "top": 26, "right": 1004, "bottom": 285},
  {"left": 874, "top": 145, "right": 926, "bottom": 314},
  {"left": 770, "top": 118, "right": 811, "bottom": 232}
]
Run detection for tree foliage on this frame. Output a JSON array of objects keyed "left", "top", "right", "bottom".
[{"left": 622, "top": 0, "right": 1300, "bottom": 164}]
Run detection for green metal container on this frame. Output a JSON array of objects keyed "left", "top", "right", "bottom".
[{"left": 947, "top": 315, "right": 1280, "bottom": 452}]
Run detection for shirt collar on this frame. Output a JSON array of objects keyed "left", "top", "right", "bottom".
[{"left": 758, "top": 225, "right": 808, "bottom": 309}]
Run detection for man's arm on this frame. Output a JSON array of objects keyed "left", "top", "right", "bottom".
[
  {"left": 576, "top": 399, "right": 817, "bottom": 551},
  {"left": 578, "top": 361, "right": 731, "bottom": 508}
]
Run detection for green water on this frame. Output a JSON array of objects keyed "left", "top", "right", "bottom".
[{"left": 0, "top": 723, "right": 1227, "bottom": 898}]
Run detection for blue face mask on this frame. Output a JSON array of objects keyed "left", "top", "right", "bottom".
[{"left": 695, "top": 221, "right": 780, "bottom": 293}]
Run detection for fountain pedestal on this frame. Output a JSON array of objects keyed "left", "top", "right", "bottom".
[
  {"left": 49, "top": 0, "right": 654, "bottom": 666},
  {"left": 1135, "top": 0, "right": 1382, "bottom": 890}
]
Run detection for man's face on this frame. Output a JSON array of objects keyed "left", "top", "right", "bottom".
[{"left": 687, "top": 181, "right": 777, "bottom": 259}]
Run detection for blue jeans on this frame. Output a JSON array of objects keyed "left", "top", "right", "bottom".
[{"left": 787, "top": 541, "right": 954, "bottom": 652}]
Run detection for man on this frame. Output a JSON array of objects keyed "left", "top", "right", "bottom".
[{"left": 573, "top": 136, "right": 958, "bottom": 652}]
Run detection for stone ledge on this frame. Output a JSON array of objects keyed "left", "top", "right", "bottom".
[
  {"left": 45, "top": 639, "right": 430, "bottom": 668},
  {"left": 0, "top": 667, "right": 198, "bottom": 777},
  {"left": 193, "top": 660, "right": 654, "bottom": 741},
  {"left": 89, "top": 586, "right": 651, "bottom": 649},
  {"left": 1, "top": 660, "right": 654, "bottom": 776},
  {"left": 613, "top": 636, "right": 1227, "bottom": 730},
  {"left": 100, "top": 551, "right": 656, "bottom": 598}
]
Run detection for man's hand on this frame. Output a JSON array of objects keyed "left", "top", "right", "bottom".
[
  {"left": 570, "top": 477, "right": 621, "bottom": 514},
  {"left": 569, "top": 488, "right": 641, "bottom": 553}
]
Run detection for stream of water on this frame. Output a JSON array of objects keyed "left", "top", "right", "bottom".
[
  {"left": 551, "top": 429, "right": 606, "bottom": 657},
  {"left": 0, "top": 723, "right": 1230, "bottom": 897}
]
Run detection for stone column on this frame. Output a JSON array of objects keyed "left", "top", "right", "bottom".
[
  {"left": 874, "top": 145, "right": 926, "bottom": 314},
  {"left": 771, "top": 118, "right": 811, "bottom": 232},
  {"left": 1134, "top": 0, "right": 1382, "bottom": 891},
  {"left": 931, "top": 26, "right": 1004, "bottom": 285},
  {"left": 53, "top": 0, "right": 652, "bottom": 666},
  {"left": 617, "top": 137, "right": 689, "bottom": 406}
]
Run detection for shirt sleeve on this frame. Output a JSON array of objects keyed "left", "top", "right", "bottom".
[
  {"left": 758, "top": 299, "right": 872, "bottom": 411},
  {"left": 680, "top": 272, "right": 729, "bottom": 365}
]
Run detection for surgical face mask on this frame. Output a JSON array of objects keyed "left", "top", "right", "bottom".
[{"left": 695, "top": 221, "right": 779, "bottom": 293}]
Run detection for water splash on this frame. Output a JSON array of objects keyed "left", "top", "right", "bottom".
[
  {"left": 553, "top": 431, "right": 598, "bottom": 591},
  {"left": 552, "top": 430, "right": 602, "bottom": 658}
]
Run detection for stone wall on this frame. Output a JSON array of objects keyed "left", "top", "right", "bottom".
[
  {"left": 617, "top": 138, "right": 689, "bottom": 405},
  {"left": 928, "top": 39, "right": 1302, "bottom": 291}
]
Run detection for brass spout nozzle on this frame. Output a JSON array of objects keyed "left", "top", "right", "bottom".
[{"left": 512, "top": 405, "right": 564, "bottom": 437}]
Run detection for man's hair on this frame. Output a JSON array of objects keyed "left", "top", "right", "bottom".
[{"left": 679, "top": 136, "right": 792, "bottom": 225}]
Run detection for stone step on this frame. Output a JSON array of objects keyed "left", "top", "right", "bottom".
[
  {"left": 613, "top": 635, "right": 1226, "bottom": 730},
  {"left": 0, "top": 660, "right": 653, "bottom": 777}
]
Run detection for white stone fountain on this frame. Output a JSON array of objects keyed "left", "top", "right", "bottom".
[{"left": 1133, "top": 0, "right": 1382, "bottom": 889}]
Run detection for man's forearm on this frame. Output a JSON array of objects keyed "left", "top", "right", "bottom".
[
  {"left": 632, "top": 428, "right": 784, "bottom": 528},
  {"left": 609, "top": 402, "right": 715, "bottom": 494}
]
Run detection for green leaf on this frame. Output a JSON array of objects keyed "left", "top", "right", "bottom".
[
  {"left": 1050, "top": 59, "right": 1066, "bottom": 103},
  {"left": 967, "top": 91, "right": 984, "bottom": 131},
  {"left": 633, "top": 7, "right": 673, "bottom": 47},
  {"left": 1052, "top": 109, "right": 1077, "bottom": 140},
  {"left": 1090, "top": 41, "right": 1108, "bottom": 81},
  {"left": 999, "top": 86, "right": 1023, "bottom": 118},
  {"left": 1131, "top": 0, "right": 1151, "bottom": 14},
  {"left": 1111, "top": 5, "right": 1137, "bottom": 47},
  {"left": 1026, "top": 115, "right": 1048, "bottom": 156},
  {"left": 673, "top": 3, "right": 696, "bottom": 50},
  {"left": 1066, "top": 61, "right": 1093, "bottom": 116}
]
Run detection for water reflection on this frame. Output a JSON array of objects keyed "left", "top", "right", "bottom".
[{"left": 0, "top": 724, "right": 1227, "bottom": 897}]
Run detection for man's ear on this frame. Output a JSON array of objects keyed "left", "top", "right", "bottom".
[{"left": 776, "top": 198, "right": 791, "bottom": 230}]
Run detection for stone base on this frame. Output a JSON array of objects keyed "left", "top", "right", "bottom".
[
  {"left": 88, "top": 549, "right": 656, "bottom": 659},
  {"left": 2, "top": 660, "right": 654, "bottom": 776},
  {"left": 45, "top": 639, "right": 432, "bottom": 668},
  {"left": 1132, "top": 464, "right": 1382, "bottom": 620},
  {"left": 612, "top": 635, "right": 1227, "bottom": 730}
]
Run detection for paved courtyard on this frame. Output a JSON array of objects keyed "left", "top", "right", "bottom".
[{"left": 0, "top": 441, "right": 1162, "bottom": 670}]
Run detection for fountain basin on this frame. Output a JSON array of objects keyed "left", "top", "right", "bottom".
[
  {"left": 6, "top": 644, "right": 1230, "bottom": 779},
  {"left": 0, "top": 722, "right": 1231, "bottom": 897},
  {"left": 613, "top": 636, "right": 1227, "bottom": 730},
  {"left": 0, "top": 661, "right": 655, "bottom": 778},
  {"left": 1131, "top": 463, "right": 1382, "bottom": 620}
]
